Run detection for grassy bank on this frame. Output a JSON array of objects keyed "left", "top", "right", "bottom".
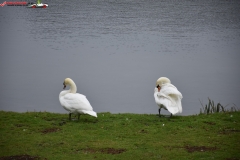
[{"left": 0, "top": 111, "right": 239, "bottom": 160}]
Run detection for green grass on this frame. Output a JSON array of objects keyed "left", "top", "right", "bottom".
[{"left": 0, "top": 111, "right": 240, "bottom": 160}]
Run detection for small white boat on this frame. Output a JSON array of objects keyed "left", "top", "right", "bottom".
[
  {"left": 27, "top": 2, "right": 48, "bottom": 8},
  {"left": 27, "top": 0, "right": 48, "bottom": 8}
]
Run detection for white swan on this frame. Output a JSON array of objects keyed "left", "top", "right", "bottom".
[
  {"left": 59, "top": 78, "right": 97, "bottom": 120},
  {"left": 154, "top": 77, "right": 183, "bottom": 117}
]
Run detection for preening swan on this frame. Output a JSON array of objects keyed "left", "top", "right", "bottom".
[
  {"left": 154, "top": 77, "right": 183, "bottom": 117},
  {"left": 59, "top": 78, "right": 97, "bottom": 120}
]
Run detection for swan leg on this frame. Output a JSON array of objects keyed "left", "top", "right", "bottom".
[
  {"left": 69, "top": 113, "right": 72, "bottom": 120},
  {"left": 166, "top": 110, "right": 172, "bottom": 118},
  {"left": 167, "top": 113, "right": 172, "bottom": 119},
  {"left": 158, "top": 108, "right": 161, "bottom": 117}
]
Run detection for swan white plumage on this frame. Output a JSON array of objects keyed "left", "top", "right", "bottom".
[
  {"left": 154, "top": 77, "right": 183, "bottom": 117},
  {"left": 59, "top": 78, "right": 97, "bottom": 120}
]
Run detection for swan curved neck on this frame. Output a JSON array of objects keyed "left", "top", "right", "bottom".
[{"left": 68, "top": 80, "right": 77, "bottom": 93}]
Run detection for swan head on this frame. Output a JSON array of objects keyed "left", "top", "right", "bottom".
[
  {"left": 156, "top": 77, "right": 171, "bottom": 87},
  {"left": 63, "top": 78, "right": 73, "bottom": 89},
  {"left": 62, "top": 78, "right": 77, "bottom": 93}
]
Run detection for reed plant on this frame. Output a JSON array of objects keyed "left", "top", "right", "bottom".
[{"left": 199, "top": 98, "right": 239, "bottom": 114}]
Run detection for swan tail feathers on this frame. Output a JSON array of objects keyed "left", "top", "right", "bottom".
[{"left": 82, "top": 110, "right": 98, "bottom": 117}]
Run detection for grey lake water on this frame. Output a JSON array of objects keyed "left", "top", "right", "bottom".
[{"left": 0, "top": 0, "right": 240, "bottom": 115}]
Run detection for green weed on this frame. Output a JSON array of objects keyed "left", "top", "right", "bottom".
[{"left": 199, "top": 98, "right": 239, "bottom": 114}]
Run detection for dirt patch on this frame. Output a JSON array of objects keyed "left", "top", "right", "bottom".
[
  {"left": 99, "top": 148, "right": 126, "bottom": 154},
  {"left": 82, "top": 148, "right": 126, "bottom": 154},
  {"left": 219, "top": 129, "right": 240, "bottom": 134},
  {"left": 185, "top": 146, "right": 217, "bottom": 153},
  {"left": 41, "top": 128, "right": 61, "bottom": 134},
  {"left": 203, "top": 121, "right": 216, "bottom": 125},
  {"left": 15, "top": 124, "right": 25, "bottom": 127},
  {"left": 0, "top": 155, "right": 46, "bottom": 160},
  {"left": 139, "top": 129, "right": 148, "bottom": 133},
  {"left": 42, "top": 117, "right": 57, "bottom": 121}
]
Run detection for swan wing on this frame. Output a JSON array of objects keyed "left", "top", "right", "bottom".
[
  {"left": 160, "top": 84, "right": 182, "bottom": 98},
  {"left": 61, "top": 93, "right": 94, "bottom": 112},
  {"left": 155, "top": 84, "right": 183, "bottom": 115},
  {"left": 158, "top": 94, "right": 182, "bottom": 114}
]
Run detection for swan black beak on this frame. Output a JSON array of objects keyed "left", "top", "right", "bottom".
[{"left": 63, "top": 82, "right": 66, "bottom": 89}]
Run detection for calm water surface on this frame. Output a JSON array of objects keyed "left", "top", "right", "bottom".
[{"left": 0, "top": 0, "right": 240, "bottom": 115}]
